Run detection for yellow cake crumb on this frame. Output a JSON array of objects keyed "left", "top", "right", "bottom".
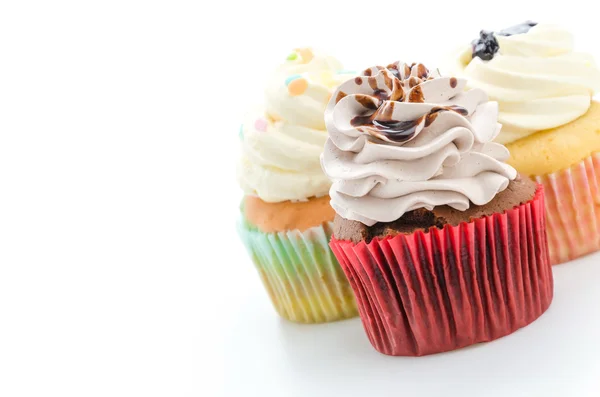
[{"left": 507, "top": 101, "right": 600, "bottom": 176}]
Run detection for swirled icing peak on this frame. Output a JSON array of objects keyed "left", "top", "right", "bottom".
[
  {"left": 321, "top": 62, "right": 517, "bottom": 226},
  {"left": 449, "top": 23, "right": 600, "bottom": 144},
  {"left": 237, "top": 48, "right": 355, "bottom": 202}
]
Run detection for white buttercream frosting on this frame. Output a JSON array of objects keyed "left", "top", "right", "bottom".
[
  {"left": 450, "top": 24, "right": 600, "bottom": 144},
  {"left": 237, "top": 48, "right": 354, "bottom": 202}
]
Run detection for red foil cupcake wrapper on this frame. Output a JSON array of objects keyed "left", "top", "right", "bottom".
[
  {"left": 330, "top": 186, "right": 553, "bottom": 356},
  {"left": 536, "top": 152, "right": 600, "bottom": 265}
]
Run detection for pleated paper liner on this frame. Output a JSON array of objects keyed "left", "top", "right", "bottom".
[
  {"left": 330, "top": 186, "right": 553, "bottom": 356},
  {"left": 536, "top": 152, "right": 600, "bottom": 265},
  {"left": 238, "top": 220, "right": 358, "bottom": 323}
]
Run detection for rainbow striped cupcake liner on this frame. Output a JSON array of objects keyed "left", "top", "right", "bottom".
[
  {"left": 536, "top": 152, "right": 600, "bottom": 265},
  {"left": 237, "top": 220, "right": 358, "bottom": 323}
]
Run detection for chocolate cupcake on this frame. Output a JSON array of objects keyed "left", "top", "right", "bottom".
[{"left": 321, "top": 62, "right": 554, "bottom": 356}]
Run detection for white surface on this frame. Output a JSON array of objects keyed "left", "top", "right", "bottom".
[
  {"left": 1, "top": 1, "right": 600, "bottom": 396},
  {"left": 224, "top": 254, "right": 600, "bottom": 397}
]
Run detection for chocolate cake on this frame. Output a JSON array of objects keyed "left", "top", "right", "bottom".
[{"left": 333, "top": 177, "right": 537, "bottom": 244}]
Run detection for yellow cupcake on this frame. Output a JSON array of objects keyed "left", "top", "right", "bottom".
[
  {"left": 452, "top": 23, "right": 600, "bottom": 264},
  {"left": 507, "top": 101, "right": 600, "bottom": 176}
]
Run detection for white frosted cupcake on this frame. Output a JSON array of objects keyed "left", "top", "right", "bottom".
[
  {"left": 448, "top": 23, "right": 600, "bottom": 264},
  {"left": 237, "top": 48, "right": 358, "bottom": 323}
]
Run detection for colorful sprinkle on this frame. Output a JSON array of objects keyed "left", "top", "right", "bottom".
[
  {"left": 284, "top": 74, "right": 302, "bottom": 86},
  {"left": 238, "top": 124, "right": 244, "bottom": 140},
  {"left": 254, "top": 118, "right": 268, "bottom": 132},
  {"left": 266, "top": 113, "right": 281, "bottom": 123},
  {"left": 286, "top": 52, "right": 298, "bottom": 61},
  {"left": 336, "top": 70, "right": 357, "bottom": 75},
  {"left": 287, "top": 78, "right": 308, "bottom": 96},
  {"left": 295, "top": 48, "right": 314, "bottom": 64}
]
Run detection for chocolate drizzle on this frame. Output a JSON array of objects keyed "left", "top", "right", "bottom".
[
  {"left": 368, "top": 77, "right": 379, "bottom": 90},
  {"left": 424, "top": 105, "right": 469, "bottom": 127},
  {"left": 408, "top": 86, "right": 424, "bottom": 103},
  {"left": 408, "top": 77, "right": 420, "bottom": 88},
  {"left": 351, "top": 105, "right": 469, "bottom": 143},
  {"left": 354, "top": 94, "right": 379, "bottom": 110},
  {"left": 335, "top": 91, "right": 347, "bottom": 104},
  {"left": 387, "top": 63, "right": 400, "bottom": 80},
  {"left": 347, "top": 62, "right": 468, "bottom": 143},
  {"left": 416, "top": 64, "right": 428, "bottom": 79},
  {"left": 370, "top": 119, "right": 420, "bottom": 142},
  {"left": 372, "top": 89, "right": 390, "bottom": 101}
]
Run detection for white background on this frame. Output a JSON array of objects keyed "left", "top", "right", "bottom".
[{"left": 1, "top": 1, "right": 599, "bottom": 396}]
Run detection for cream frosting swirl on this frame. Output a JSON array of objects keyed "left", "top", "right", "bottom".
[
  {"left": 450, "top": 24, "right": 600, "bottom": 144},
  {"left": 237, "top": 49, "right": 354, "bottom": 202},
  {"left": 321, "top": 63, "right": 517, "bottom": 226}
]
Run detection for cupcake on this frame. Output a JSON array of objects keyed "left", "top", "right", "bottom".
[
  {"left": 237, "top": 48, "right": 358, "bottom": 323},
  {"left": 321, "top": 62, "right": 553, "bottom": 356},
  {"left": 449, "top": 22, "right": 600, "bottom": 265}
]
